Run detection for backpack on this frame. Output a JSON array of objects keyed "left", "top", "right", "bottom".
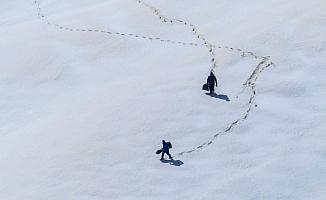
[{"left": 167, "top": 142, "right": 172, "bottom": 148}]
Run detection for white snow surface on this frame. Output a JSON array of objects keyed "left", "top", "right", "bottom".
[{"left": 1, "top": 0, "right": 326, "bottom": 199}]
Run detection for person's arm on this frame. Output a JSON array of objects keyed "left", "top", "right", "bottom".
[{"left": 215, "top": 77, "right": 218, "bottom": 86}]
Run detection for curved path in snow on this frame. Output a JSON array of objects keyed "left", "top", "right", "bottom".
[{"left": 33, "top": 0, "right": 274, "bottom": 157}]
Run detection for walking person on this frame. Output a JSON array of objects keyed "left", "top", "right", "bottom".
[
  {"left": 207, "top": 71, "right": 218, "bottom": 94},
  {"left": 161, "top": 140, "right": 173, "bottom": 160}
]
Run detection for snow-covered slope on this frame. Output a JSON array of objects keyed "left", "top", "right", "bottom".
[{"left": 0, "top": 0, "right": 325, "bottom": 199}]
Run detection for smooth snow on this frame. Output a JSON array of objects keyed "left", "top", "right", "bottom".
[{"left": 0, "top": 0, "right": 325, "bottom": 199}]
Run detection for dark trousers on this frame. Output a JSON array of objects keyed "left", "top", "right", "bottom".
[
  {"left": 161, "top": 151, "right": 173, "bottom": 160},
  {"left": 209, "top": 84, "right": 215, "bottom": 94}
]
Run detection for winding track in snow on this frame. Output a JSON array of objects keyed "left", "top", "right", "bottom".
[{"left": 33, "top": 0, "right": 274, "bottom": 156}]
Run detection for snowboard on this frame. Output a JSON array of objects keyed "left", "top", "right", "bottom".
[{"left": 156, "top": 149, "right": 162, "bottom": 154}]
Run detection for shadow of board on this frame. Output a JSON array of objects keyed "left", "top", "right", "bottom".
[
  {"left": 160, "top": 159, "right": 184, "bottom": 167},
  {"left": 205, "top": 93, "right": 230, "bottom": 102}
]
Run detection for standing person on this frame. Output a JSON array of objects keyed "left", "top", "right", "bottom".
[
  {"left": 161, "top": 140, "right": 173, "bottom": 160},
  {"left": 207, "top": 72, "right": 218, "bottom": 94}
]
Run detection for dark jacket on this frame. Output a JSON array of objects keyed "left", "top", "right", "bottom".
[
  {"left": 207, "top": 73, "right": 217, "bottom": 86},
  {"left": 162, "top": 140, "right": 169, "bottom": 152}
]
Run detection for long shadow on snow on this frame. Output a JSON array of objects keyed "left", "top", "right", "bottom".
[
  {"left": 205, "top": 93, "right": 230, "bottom": 102},
  {"left": 160, "top": 159, "right": 184, "bottom": 167}
]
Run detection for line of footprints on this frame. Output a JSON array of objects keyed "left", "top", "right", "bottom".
[{"left": 33, "top": 0, "right": 274, "bottom": 156}]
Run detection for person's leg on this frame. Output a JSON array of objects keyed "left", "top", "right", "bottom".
[
  {"left": 167, "top": 152, "right": 173, "bottom": 160},
  {"left": 161, "top": 152, "right": 165, "bottom": 160},
  {"left": 209, "top": 84, "right": 214, "bottom": 94}
]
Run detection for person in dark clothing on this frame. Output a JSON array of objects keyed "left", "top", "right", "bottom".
[
  {"left": 161, "top": 140, "right": 173, "bottom": 160},
  {"left": 207, "top": 72, "right": 218, "bottom": 94}
]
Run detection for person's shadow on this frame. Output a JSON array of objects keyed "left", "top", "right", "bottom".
[
  {"left": 206, "top": 93, "right": 230, "bottom": 102},
  {"left": 160, "top": 159, "right": 184, "bottom": 167}
]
